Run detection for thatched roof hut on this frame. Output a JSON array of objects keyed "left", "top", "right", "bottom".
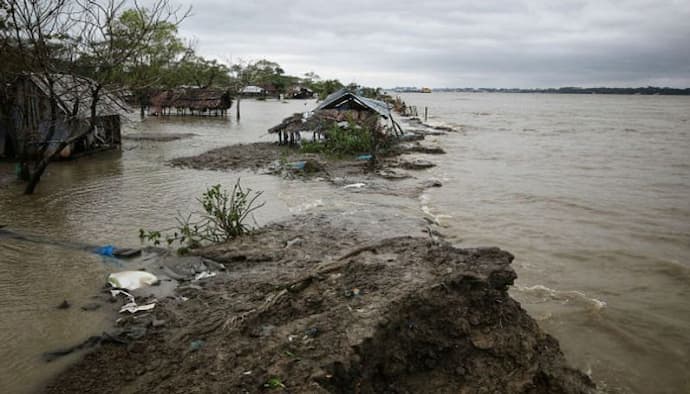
[
  {"left": 288, "top": 86, "right": 315, "bottom": 99},
  {"left": 150, "top": 87, "right": 232, "bottom": 116},
  {"left": 268, "top": 109, "right": 378, "bottom": 135},
  {"left": 268, "top": 89, "right": 402, "bottom": 145}
]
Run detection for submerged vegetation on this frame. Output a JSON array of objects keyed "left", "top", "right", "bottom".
[{"left": 139, "top": 180, "right": 264, "bottom": 252}]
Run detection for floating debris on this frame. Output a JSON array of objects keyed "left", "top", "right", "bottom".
[{"left": 107, "top": 271, "right": 159, "bottom": 290}]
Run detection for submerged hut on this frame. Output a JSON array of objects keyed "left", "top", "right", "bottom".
[
  {"left": 288, "top": 86, "right": 315, "bottom": 99},
  {"left": 149, "top": 87, "right": 233, "bottom": 116},
  {"left": 269, "top": 89, "right": 402, "bottom": 145},
  {"left": 0, "top": 74, "right": 126, "bottom": 160},
  {"left": 240, "top": 85, "right": 265, "bottom": 97}
]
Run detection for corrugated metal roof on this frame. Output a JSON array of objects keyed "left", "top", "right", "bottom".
[
  {"left": 29, "top": 74, "right": 128, "bottom": 118},
  {"left": 241, "top": 85, "right": 264, "bottom": 94},
  {"left": 315, "top": 89, "right": 390, "bottom": 118}
]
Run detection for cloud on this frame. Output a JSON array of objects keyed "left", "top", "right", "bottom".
[{"left": 176, "top": 0, "right": 690, "bottom": 87}]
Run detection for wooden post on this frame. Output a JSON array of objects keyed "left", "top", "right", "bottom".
[
  {"left": 424, "top": 107, "right": 428, "bottom": 122},
  {"left": 236, "top": 96, "right": 241, "bottom": 121}
]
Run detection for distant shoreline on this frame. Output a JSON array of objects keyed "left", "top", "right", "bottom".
[{"left": 392, "top": 87, "right": 690, "bottom": 95}]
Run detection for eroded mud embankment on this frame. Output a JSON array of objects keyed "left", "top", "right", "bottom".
[
  {"left": 45, "top": 213, "right": 594, "bottom": 393},
  {"left": 44, "top": 117, "right": 594, "bottom": 393}
]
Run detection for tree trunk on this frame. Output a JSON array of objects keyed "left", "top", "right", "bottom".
[
  {"left": 25, "top": 79, "right": 60, "bottom": 194},
  {"left": 24, "top": 85, "right": 102, "bottom": 195},
  {"left": 23, "top": 155, "right": 51, "bottom": 194}
]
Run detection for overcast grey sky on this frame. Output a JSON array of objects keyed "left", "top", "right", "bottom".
[{"left": 177, "top": 0, "right": 690, "bottom": 88}]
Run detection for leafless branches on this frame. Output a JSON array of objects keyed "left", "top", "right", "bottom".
[{"left": 2, "top": 0, "right": 191, "bottom": 194}]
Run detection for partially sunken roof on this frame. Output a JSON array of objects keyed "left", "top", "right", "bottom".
[{"left": 315, "top": 89, "right": 390, "bottom": 118}]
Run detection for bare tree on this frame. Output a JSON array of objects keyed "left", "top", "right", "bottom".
[
  {"left": 5, "top": 0, "right": 190, "bottom": 194},
  {"left": 5, "top": 0, "right": 79, "bottom": 188}
]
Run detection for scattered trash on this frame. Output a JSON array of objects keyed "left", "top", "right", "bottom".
[
  {"left": 190, "top": 339, "right": 204, "bottom": 351},
  {"left": 107, "top": 271, "right": 159, "bottom": 290},
  {"left": 242, "top": 371, "right": 252, "bottom": 375},
  {"left": 95, "top": 245, "right": 115, "bottom": 257},
  {"left": 56, "top": 300, "right": 71, "bottom": 309},
  {"left": 194, "top": 271, "right": 217, "bottom": 281},
  {"left": 110, "top": 289, "right": 156, "bottom": 314},
  {"left": 288, "top": 161, "right": 306, "bottom": 170},
  {"left": 356, "top": 154, "right": 372, "bottom": 161},
  {"left": 343, "top": 183, "right": 366, "bottom": 189},
  {"left": 344, "top": 288, "right": 361, "bottom": 298},
  {"left": 112, "top": 248, "right": 142, "bottom": 258},
  {"left": 119, "top": 302, "right": 156, "bottom": 314},
  {"left": 110, "top": 289, "right": 135, "bottom": 300},
  {"left": 305, "top": 327, "right": 319, "bottom": 337}
]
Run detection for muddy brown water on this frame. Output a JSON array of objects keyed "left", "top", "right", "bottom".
[{"left": 1, "top": 94, "right": 689, "bottom": 393}]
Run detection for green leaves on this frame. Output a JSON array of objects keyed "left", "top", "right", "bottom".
[
  {"left": 264, "top": 377, "right": 286, "bottom": 389},
  {"left": 139, "top": 180, "right": 265, "bottom": 253},
  {"left": 301, "top": 121, "right": 377, "bottom": 157}
]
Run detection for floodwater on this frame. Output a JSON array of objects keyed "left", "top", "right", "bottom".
[
  {"left": 0, "top": 94, "right": 689, "bottom": 393},
  {"left": 401, "top": 92, "right": 690, "bottom": 393}
]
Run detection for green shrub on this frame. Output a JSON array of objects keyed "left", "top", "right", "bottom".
[
  {"left": 300, "top": 122, "right": 375, "bottom": 157},
  {"left": 139, "top": 179, "right": 264, "bottom": 251}
]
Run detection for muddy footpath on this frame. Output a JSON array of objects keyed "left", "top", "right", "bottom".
[{"left": 43, "top": 117, "right": 596, "bottom": 393}]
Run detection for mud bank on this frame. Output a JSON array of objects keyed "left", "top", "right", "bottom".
[
  {"left": 170, "top": 133, "right": 445, "bottom": 197},
  {"left": 45, "top": 213, "right": 594, "bottom": 393},
  {"left": 170, "top": 141, "right": 443, "bottom": 177}
]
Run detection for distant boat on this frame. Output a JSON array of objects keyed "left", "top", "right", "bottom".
[{"left": 420, "top": 87, "right": 432, "bottom": 93}]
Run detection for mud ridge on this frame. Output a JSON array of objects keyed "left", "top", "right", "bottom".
[{"left": 44, "top": 213, "right": 595, "bottom": 394}]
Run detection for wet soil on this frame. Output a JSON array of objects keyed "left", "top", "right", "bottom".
[
  {"left": 44, "top": 212, "right": 594, "bottom": 394},
  {"left": 169, "top": 135, "right": 445, "bottom": 198},
  {"left": 169, "top": 128, "right": 445, "bottom": 178}
]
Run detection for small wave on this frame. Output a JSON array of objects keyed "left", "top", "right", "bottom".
[
  {"left": 421, "top": 205, "right": 452, "bottom": 226},
  {"left": 289, "top": 199, "right": 324, "bottom": 213},
  {"left": 515, "top": 284, "right": 607, "bottom": 311}
]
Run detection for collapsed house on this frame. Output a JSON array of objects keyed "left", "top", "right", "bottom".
[
  {"left": 268, "top": 89, "right": 403, "bottom": 145},
  {"left": 0, "top": 74, "right": 126, "bottom": 160},
  {"left": 287, "top": 86, "right": 315, "bottom": 99},
  {"left": 149, "top": 87, "right": 233, "bottom": 116}
]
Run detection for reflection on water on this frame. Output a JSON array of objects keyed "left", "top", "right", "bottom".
[{"left": 1, "top": 94, "right": 689, "bottom": 393}]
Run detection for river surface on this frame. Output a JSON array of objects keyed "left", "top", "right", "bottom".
[{"left": 1, "top": 93, "right": 689, "bottom": 393}]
